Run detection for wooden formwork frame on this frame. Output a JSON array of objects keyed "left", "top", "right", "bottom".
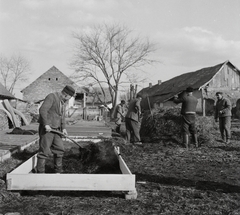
[{"left": 6, "top": 145, "right": 137, "bottom": 199}]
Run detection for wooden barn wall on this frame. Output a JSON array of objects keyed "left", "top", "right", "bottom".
[
  {"left": 209, "top": 64, "right": 240, "bottom": 90},
  {"left": 203, "top": 64, "right": 240, "bottom": 111}
]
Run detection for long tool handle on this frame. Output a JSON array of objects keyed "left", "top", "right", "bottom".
[{"left": 50, "top": 129, "right": 83, "bottom": 149}]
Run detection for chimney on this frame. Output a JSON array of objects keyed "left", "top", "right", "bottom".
[
  {"left": 149, "top": 83, "right": 152, "bottom": 88},
  {"left": 158, "top": 80, "right": 162, "bottom": 85}
]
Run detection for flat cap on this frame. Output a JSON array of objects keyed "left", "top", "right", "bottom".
[{"left": 63, "top": 85, "right": 75, "bottom": 97}]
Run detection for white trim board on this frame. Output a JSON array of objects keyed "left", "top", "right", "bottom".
[{"left": 6, "top": 146, "right": 137, "bottom": 199}]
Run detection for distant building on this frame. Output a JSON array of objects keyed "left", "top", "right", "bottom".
[
  {"left": 20, "top": 66, "right": 112, "bottom": 120},
  {"left": 138, "top": 60, "right": 240, "bottom": 117},
  {"left": 21, "top": 66, "right": 84, "bottom": 102}
]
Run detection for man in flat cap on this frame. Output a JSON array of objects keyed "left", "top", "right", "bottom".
[
  {"left": 174, "top": 87, "right": 198, "bottom": 149},
  {"left": 36, "top": 85, "right": 75, "bottom": 173},
  {"left": 214, "top": 92, "right": 232, "bottom": 144}
]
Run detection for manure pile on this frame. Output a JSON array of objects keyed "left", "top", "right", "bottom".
[
  {"left": 140, "top": 107, "right": 218, "bottom": 145},
  {"left": 45, "top": 139, "right": 121, "bottom": 174}
]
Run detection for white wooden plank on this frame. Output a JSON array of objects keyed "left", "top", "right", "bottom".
[
  {"left": 119, "top": 156, "right": 132, "bottom": 175},
  {"left": 7, "top": 174, "right": 135, "bottom": 191},
  {"left": 7, "top": 144, "right": 136, "bottom": 194},
  {"left": 114, "top": 147, "right": 132, "bottom": 175},
  {"left": 10, "top": 153, "right": 37, "bottom": 174}
]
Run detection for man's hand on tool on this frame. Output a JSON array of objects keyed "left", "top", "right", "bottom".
[
  {"left": 45, "top": 125, "right": 52, "bottom": 132},
  {"left": 62, "top": 129, "right": 68, "bottom": 136}
]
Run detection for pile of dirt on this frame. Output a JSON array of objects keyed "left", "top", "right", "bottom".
[
  {"left": 1, "top": 131, "right": 240, "bottom": 214},
  {"left": 44, "top": 139, "right": 121, "bottom": 174},
  {"left": 140, "top": 107, "right": 218, "bottom": 145}
]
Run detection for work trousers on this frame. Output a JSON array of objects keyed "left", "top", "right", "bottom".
[
  {"left": 115, "top": 118, "right": 122, "bottom": 134},
  {"left": 37, "top": 124, "right": 65, "bottom": 159},
  {"left": 125, "top": 118, "right": 141, "bottom": 143},
  {"left": 219, "top": 116, "right": 231, "bottom": 140},
  {"left": 182, "top": 114, "right": 197, "bottom": 135}
]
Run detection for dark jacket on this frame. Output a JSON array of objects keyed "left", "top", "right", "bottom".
[
  {"left": 114, "top": 103, "right": 125, "bottom": 119},
  {"left": 215, "top": 97, "right": 232, "bottom": 119},
  {"left": 125, "top": 98, "right": 141, "bottom": 122},
  {"left": 38, "top": 92, "right": 66, "bottom": 130},
  {"left": 174, "top": 94, "right": 198, "bottom": 115}
]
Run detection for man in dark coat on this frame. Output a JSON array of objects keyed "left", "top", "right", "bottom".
[
  {"left": 36, "top": 85, "right": 75, "bottom": 173},
  {"left": 214, "top": 92, "right": 232, "bottom": 144},
  {"left": 174, "top": 87, "right": 198, "bottom": 149},
  {"left": 125, "top": 95, "right": 142, "bottom": 145},
  {"left": 114, "top": 100, "right": 126, "bottom": 134}
]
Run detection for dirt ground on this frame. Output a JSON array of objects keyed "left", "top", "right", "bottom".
[{"left": 1, "top": 125, "right": 240, "bottom": 214}]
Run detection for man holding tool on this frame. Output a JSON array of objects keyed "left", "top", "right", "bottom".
[
  {"left": 173, "top": 87, "right": 198, "bottom": 149},
  {"left": 36, "top": 85, "right": 75, "bottom": 173}
]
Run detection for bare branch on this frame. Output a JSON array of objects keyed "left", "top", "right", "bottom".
[
  {"left": 0, "top": 54, "right": 31, "bottom": 93},
  {"left": 70, "top": 23, "right": 157, "bottom": 117}
]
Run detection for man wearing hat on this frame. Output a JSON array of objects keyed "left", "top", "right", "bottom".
[
  {"left": 174, "top": 87, "right": 198, "bottom": 149},
  {"left": 214, "top": 92, "right": 232, "bottom": 144},
  {"left": 114, "top": 100, "right": 126, "bottom": 134},
  {"left": 36, "top": 85, "right": 75, "bottom": 173}
]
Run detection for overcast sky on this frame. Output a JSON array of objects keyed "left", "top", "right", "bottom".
[{"left": 1, "top": 0, "right": 240, "bottom": 97}]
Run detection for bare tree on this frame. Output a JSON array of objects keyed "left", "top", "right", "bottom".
[
  {"left": 0, "top": 54, "right": 31, "bottom": 94},
  {"left": 70, "top": 23, "right": 156, "bottom": 117}
]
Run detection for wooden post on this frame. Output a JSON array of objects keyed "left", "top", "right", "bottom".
[{"left": 201, "top": 89, "right": 206, "bottom": 117}]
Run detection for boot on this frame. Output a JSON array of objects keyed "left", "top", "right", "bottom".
[
  {"left": 193, "top": 134, "right": 198, "bottom": 148},
  {"left": 116, "top": 125, "right": 120, "bottom": 134},
  {"left": 36, "top": 158, "right": 46, "bottom": 173},
  {"left": 183, "top": 134, "right": 189, "bottom": 149},
  {"left": 221, "top": 133, "right": 226, "bottom": 143},
  {"left": 54, "top": 156, "right": 63, "bottom": 173},
  {"left": 226, "top": 139, "right": 231, "bottom": 144}
]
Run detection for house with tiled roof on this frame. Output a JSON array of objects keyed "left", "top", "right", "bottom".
[
  {"left": 20, "top": 66, "right": 111, "bottom": 120},
  {"left": 138, "top": 60, "right": 240, "bottom": 117},
  {"left": 21, "top": 66, "right": 85, "bottom": 102}
]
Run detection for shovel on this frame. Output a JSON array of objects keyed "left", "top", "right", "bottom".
[{"left": 50, "top": 129, "right": 84, "bottom": 149}]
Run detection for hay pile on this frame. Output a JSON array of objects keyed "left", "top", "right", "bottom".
[{"left": 140, "top": 107, "right": 218, "bottom": 145}]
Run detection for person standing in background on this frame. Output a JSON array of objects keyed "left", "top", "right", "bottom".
[
  {"left": 174, "top": 87, "right": 198, "bottom": 149},
  {"left": 125, "top": 95, "right": 142, "bottom": 145},
  {"left": 214, "top": 92, "right": 232, "bottom": 144},
  {"left": 36, "top": 85, "right": 75, "bottom": 173},
  {"left": 114, "top": 100, "right": 126, "bottom": 134}
]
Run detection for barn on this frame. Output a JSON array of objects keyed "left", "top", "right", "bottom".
[{"left": 138, "top": 60, "right": 240, "bottom": 117}]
